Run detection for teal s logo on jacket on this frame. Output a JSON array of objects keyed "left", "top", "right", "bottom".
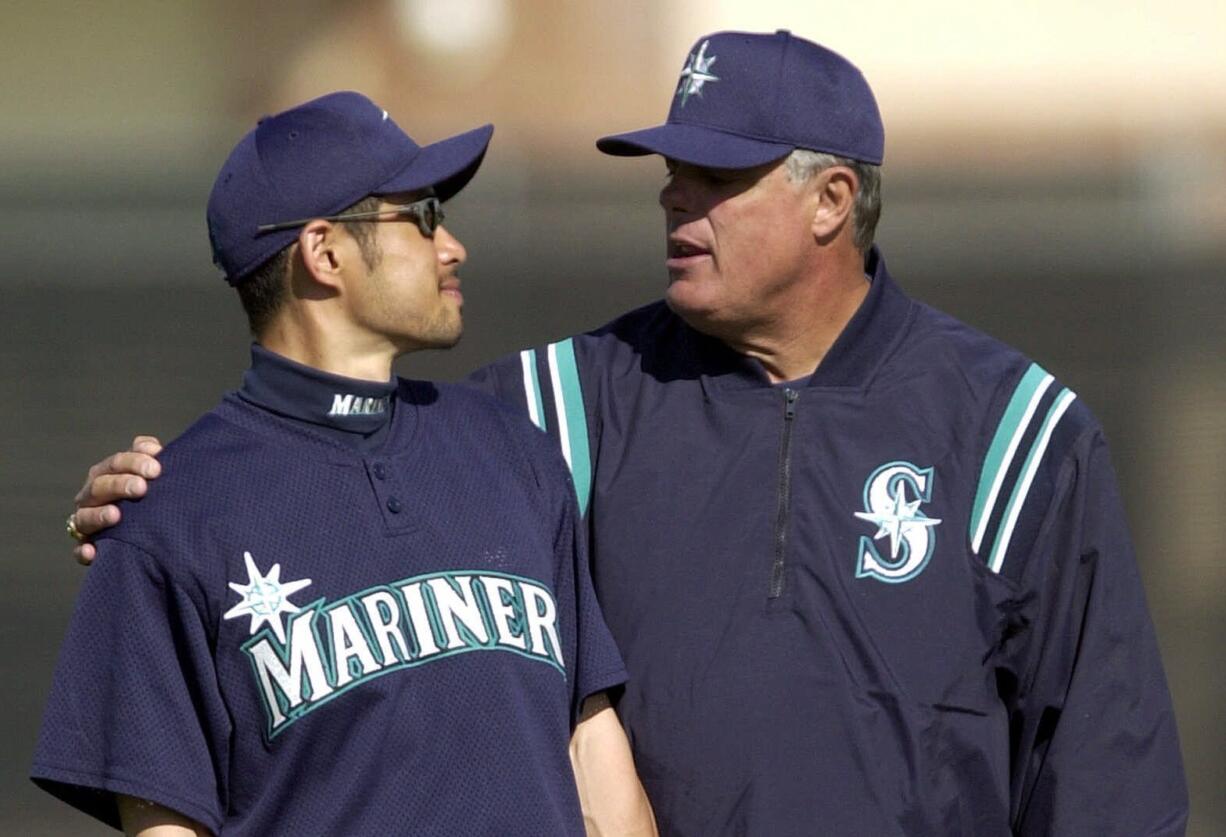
[{"left": 854, "top": 462, "right": 941, "bottom": 583}]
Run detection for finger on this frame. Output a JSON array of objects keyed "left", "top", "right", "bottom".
[
  {"left": 131, "top": 436, "right": 163, "bottom": 455},
  {"left": 75, "top": 472, "right": 145, "bottom": 507},
  {"left": 74, "top": 542, "right": 97, "bottom": 566},
  {"left": 100, "top": 451, "right": 162, "bottom": 479},
  {"left": 74, "top": 473, "right": 141, "bottom": 507},
  {"left": 75, "top": 454, "right": 160, "bottom": 507},
  {"left": 72, "top": 504, "right": 122, "bottom": 535}
]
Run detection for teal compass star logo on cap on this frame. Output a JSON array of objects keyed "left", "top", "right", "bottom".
[{"left": 676, "top": 39, "right": 719, "bottom": 106}]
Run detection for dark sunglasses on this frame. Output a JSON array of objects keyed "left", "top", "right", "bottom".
[{"left": 256, "top": 196, "right": 444, "bottom": 238}]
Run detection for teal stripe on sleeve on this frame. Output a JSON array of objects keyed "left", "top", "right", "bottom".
[
  {"left": 970, "top": 363, "right": 1050, "bottom": 553},
  {"left": 988, "top": 387, "right": 1077, "bottom": 573},
  {"left": 549, "top": 338, "right": 593, "bottom": 517}
]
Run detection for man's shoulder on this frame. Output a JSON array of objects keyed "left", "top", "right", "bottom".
[
  {"left": 470, "top": 300, "right": 675, "bottom": 382},
  {"left": 897, "top": 298, "right": 1102, "bottom": 580},
  {"left": 103, "top": 399, "right": 296, "bottom": 544},
  {"left": 414, "top": 376, "right": 540, "bottom": 433},
  {"left": 415, "top": 378, "right": 576, "bottom": 514},
  {"left": 905, "top": 301, "right": 1031, "bottom": 387},
  {"left": 411, "top": 377, "right": 567, "bottom": 463},
  {"left": 163, "top": 392, "right": 326, "bottom": 464},
  {"left": 136, "top": 401, "right": 263, "bottom": 491},
  {"left": 900, "top": 300, "right": 1097, "bottom": 438}
]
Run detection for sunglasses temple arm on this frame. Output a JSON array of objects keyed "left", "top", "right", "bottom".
[
  {"left": 255, "top": 200, "right": 439, "bottom": 235},
  {"left": 255, "top": 219, "right": 310, "bottom": 234}
]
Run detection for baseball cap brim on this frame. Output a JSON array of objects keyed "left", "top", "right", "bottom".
[
  {"left": 597, "top": 123, "right": 794, "bottom": 170},
  {"left": 375, "top": 123, "right": 494, "bottom": 202}
]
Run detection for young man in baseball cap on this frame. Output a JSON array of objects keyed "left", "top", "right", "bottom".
[{"left": 34, "top": 91, "right": 655, "bottom": 836}]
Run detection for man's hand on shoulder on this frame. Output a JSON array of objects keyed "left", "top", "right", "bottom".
[{"left": 70, "top": 436, "right": 163, "bottom": 565}]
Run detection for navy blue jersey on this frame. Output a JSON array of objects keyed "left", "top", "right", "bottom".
[
  {"left": 33, "top": 381, "right": 626, "bottom": 835},
  {"left": 468, "top": 247, "right": 1188, "bottom": 836}
]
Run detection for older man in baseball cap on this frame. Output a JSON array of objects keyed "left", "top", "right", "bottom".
[
  {"left": 568, "top": 30, "right": 1184, "bottom": 836},
  {"left": 70, "top": 31, "right": 1187, "bottom": 836},
  {"left": 36, "top": 91, "right": 655, "bottom": 836}
]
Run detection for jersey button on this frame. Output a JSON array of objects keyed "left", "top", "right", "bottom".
[
  {"left": 372, "top": 462, "right": 387, "bottom": 480},
  {"left": 386, "top": 496, "right": 403, "bottom": 514}
]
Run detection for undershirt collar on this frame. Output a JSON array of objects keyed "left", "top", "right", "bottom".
[{"left": 237, "top": 344, "right": 397, "bottom": 445}]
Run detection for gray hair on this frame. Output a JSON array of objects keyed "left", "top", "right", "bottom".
[{"left": 784, "top": 149, "right": 881, "bottom": 252}]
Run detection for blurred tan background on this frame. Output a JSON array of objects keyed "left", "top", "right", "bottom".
[{"left": 3, "top": 1, "right": 1223, "bottom": 833}]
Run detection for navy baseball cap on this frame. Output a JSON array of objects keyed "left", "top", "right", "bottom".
[
  {"left": 597, "top": 30, "right": 883, "bottom": 169},
  {"left": 207, "top": 91, "right": 493, "bottom": 285}
]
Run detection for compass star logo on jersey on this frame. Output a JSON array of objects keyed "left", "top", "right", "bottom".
[
  {"left": 676, "top": 39, "right": 719, "bottom": 106},
  {"left": 853, "top": 461, "right": 942, "bottom": 583},
  {"left": 223, "top": 551, "right": 313, "bottom": 643}
]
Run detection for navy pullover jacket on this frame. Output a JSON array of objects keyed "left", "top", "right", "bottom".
[{"left": 469, "top": 247, "right": 1188, "bottom": 836}]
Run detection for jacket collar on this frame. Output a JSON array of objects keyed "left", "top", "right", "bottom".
[{"left": 691, "top": 246, "right": 915, "bottom": 393}]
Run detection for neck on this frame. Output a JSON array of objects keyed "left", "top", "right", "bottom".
[
  {"left": 724, "top": 257, "right": 870, "bottom": 384},
  {"left": 258, "top": 314, "right": 397, "bottom": 383}
]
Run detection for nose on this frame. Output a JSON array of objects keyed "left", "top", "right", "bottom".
[
  {"left": 659, "top": 171, "right": 687, "bottom": 213},
  {"left": 434, "top": 224, "right": 467, "bottom": 267}
]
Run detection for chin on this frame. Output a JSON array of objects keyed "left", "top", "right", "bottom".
[
  {"left": 664, "top": 295, "right": 722, "bottom": 338},
  {"left": 426, "top": 313, "right": 464, "bottom": 348},
  {"left": 397, "top": 323, "right": 463, "bottom": 353},
  {"left": 427, "top": 329, "right": 463, "bottom": 350},
  {"left": 666, "top": 282, "right": 717, "bottom": 320},
  {"left": 667, "top": 290, "right": 753, "bottom": 346}
]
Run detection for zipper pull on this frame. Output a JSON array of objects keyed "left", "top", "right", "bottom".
[{"left": 784, "top": 387, "right": 799, "bottom": 419}]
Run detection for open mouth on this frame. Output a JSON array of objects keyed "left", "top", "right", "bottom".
[{"left": 668, "top": 239, "right": 710, "bottom": 258}]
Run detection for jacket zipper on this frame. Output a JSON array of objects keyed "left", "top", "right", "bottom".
[{"left": 769, "top": 388, "right": 799, "bottom": 598}]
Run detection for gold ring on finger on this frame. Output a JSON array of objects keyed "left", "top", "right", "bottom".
[{"left": 66, "top": 513, "right": 87, "bottom": 543}]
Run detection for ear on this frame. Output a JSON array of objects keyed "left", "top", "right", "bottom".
[
  {"left": 810, "top": 166, "right": 857, "bottom": 242},
  {"left": 295, "top": 220, "right": 347, "bottom": 293}
]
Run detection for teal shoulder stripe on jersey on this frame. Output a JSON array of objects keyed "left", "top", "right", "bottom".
[
  {"left": 988, "top": 387, "right": 1077, "bottom": 573},
  {"left": 519, "top": 349, "right": 547, "bottom": 431},
  {"left": 547, "top": 339, "right": 593, "bottom": 517},
  {"left": 970, "top": 363, "right": 1051, "bottom": 553}
]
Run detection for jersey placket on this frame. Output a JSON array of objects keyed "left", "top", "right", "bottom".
[{"left": 365, "top": 458, "right": 418, "bottom": 534}]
